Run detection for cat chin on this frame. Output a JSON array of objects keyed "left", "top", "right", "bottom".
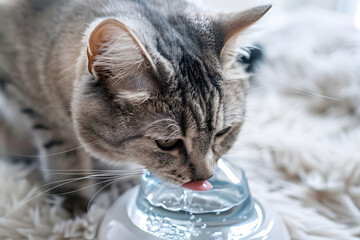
[
  {"left": 148, "top": 171, "right": 189, "bottom": 186},
  {"left": 166, "top": 177, "right": 191, "bottom": 186},
  {"left": 160, "top": 178, "right": 187, "bottom": 186}
]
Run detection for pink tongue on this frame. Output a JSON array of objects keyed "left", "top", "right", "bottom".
[{"left": 181, "top": 180, "right": 213, "bottom": 191}]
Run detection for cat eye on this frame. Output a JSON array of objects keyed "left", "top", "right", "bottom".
[
  {"left": 215, "top": 126, "right": 232, "bottom": 138},
  {"left": 156, "top": 139, "right": 179, "bottom": 151}
]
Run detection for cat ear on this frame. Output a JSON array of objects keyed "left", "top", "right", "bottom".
[
  {"left": 218, "top": 5, "right": 271, "bottom": 60},
  {"left": 86, "top": 18, "right": 157, "bottom": 97}
]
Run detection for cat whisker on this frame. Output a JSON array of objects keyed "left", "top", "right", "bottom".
[
  {"left": 44, "top": 168, "right": 144, "bottom": 174},
  {"left": 0, "top": 171, "right": 143, "bottom": 219},
  {"left": 43, "top": 171, "right": 143, "bottom": 176},
  {"left": 245, "top": 85, "right": 339, "bottom": 101},
  {"left": 47, "top": 171, "right": 142, "bottom": 197},
  {"left": 43, "top": 170, "right": 145, "bottom": 187},
  {"left": 45, "top": 177, "right": 121, "bottom": 197},
  {"left": 280, "top": 87, "right": 340, "bottom": 101},
  {"left": 87, "top": 174, "right": 141, "bottom": 220},
  {"left": 1, "top": 140, "right": 101, "bottom": 158},
  {"left": 245, "top": 86, "right": 267, "bottom": 94},
  {"left": 41, "top": 173, "right": 119, "bottom": 187},
  {"left": 87, "top": 181, "right": 119, "bottom": 220},
  {"left": 41, "top": 172, "right": 142, "bottom": 184},
  {"left": 1, "top": 178, "right": 87, "bottom": 219}
]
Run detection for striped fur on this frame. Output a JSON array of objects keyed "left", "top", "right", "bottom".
[{"left": 0, "top": 0, "right": 270, "bottom": 208}]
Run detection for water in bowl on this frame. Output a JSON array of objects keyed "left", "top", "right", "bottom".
[{"left": 139, "top": 158, "right": 251, "bottom": 214}]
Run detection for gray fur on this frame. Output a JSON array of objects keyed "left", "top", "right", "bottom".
[{"left": 0, "top": 0, "right": 269, "bottom": 206}]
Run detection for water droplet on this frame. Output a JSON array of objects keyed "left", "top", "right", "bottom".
[
  {"left": 190, "top": 215, "right": 196, "bottom": 220},
  {"left": 222, "top": 218, "right": 227, "bottom": 222},
  {"left": 149, "top": 207, "right": 153, "bottom": 211},
  {"left": 150, "top": 224, "right": 160, "bottom": 232},
  {"left": 216, "top": 211, "right": 221, "bottom": 215},
  {"left": 196, "top": 217, "right": 202, "bottom": 223},
  {"left": 191, "top": 228, "right": 201, "bottom": 237},
  {"left": 211, "top": 231, "right": 223, "bottom": 239},
  {"left": 201, "top": 223, "right": 207, "bottom": 229}
]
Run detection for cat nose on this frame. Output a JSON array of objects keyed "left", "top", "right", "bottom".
[
  {"left": 193, "top": 174, "right": 213, "bottom": 181},
  {"left": 191, "top": 167, "right": 213, "bottom": 181}
]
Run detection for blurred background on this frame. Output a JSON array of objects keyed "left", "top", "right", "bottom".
[
  {"left": 1, "top": 0, "right": 359, "bottom": 239},
  {"left": 189, "top": 0, "right": 360, "bottom": 30}
]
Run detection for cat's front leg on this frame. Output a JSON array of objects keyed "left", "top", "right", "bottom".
[
  {"left": 25, "top": 112, "right": 95, "bottom": 214},
  {"left": 40, "top": 146, "right": 94, "bottom": 215}
]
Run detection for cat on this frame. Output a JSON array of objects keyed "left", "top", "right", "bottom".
[{"left": 0, "top": 0, "right": 270, "bottom": 213}]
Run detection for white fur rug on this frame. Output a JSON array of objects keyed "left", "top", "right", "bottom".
[{"left": 1, "top": 8, "right": 360, "bottom": 240}]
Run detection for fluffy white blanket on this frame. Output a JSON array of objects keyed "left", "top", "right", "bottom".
[{"left": 1, "top": 8, "right": 359, "bottom": 240}]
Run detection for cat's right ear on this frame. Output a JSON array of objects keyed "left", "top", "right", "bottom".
[
  {"left": 86, "top": 19, "right": 158, "bottom": 99},
  {"left": 217, "top": 5, "right": 271, "bottom": 61}
]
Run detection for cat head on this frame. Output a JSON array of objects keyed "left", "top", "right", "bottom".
[{"left": 73, "top": 4, "right": 270, "bottom": 184}]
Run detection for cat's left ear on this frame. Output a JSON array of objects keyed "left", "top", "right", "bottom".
[
  {"left": 217, "top": 5, "right": 271, "bottom": 60},
  {"left": 86, "top": 18, "right": 158, "bottom": 100}
]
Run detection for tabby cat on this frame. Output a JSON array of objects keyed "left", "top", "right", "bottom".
[{"left": 0, "top": 0, "right": 270, "bottom": 211}]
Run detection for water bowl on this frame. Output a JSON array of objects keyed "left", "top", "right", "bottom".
[
  {"left": 99, "top": 157, "right": 290, "bottom": 240},
  {"left": 141, "top": 159, "right": 251, "bottom": 214}
]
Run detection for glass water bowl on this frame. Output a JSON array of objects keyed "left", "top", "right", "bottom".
[
  {"left": 140, "top": 159, "right": 251, "bottom": 214},
  {"left": 98, "top": 157, "right": 291, "bottom": 240}
]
